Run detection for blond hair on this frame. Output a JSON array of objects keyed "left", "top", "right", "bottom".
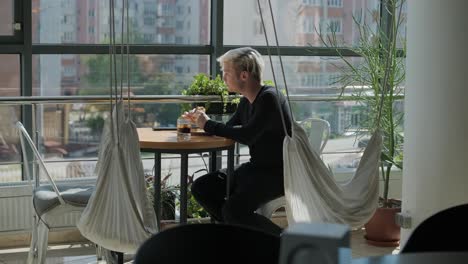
[{"left": 217, "top": 47, "right": 265, "bottom": 83}]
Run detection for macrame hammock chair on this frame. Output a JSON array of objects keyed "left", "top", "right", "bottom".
[
  {"left": 77, "top": 0, "right": 158, "bottom": 253},
  {"left": 257, "top": 0, "right": 383, "bottom": 228}
]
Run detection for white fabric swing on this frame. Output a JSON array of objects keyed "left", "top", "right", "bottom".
[
  {"left": 77, "top": 0, "right": 158, "bottom": 253},
  {"left": 257, "top": 0, "right": 381, "bottom": 229},
  {"left": 283, "top": 123, "right": 381, "bottom": 228}
]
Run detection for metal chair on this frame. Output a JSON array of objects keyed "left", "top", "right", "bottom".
[
  {"left": 256, "top": 118, "right": 331, "bottom": 219},
  {"left": 401, "top": 203, "right": 468, "bottom": 253},
  {"left": 16, "top": 122, "right": 94, "bottom": 264}
]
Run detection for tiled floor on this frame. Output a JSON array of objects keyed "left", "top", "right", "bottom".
[{"left": 0, "top": 227, "right": 399, "bottom": 264}]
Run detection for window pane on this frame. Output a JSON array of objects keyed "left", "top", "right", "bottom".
[
  {"left": 396, "top": 0, "right": 407, "bottom": 49},
  {"left": 224, "top": 0, "right": 380, "bottom": 47},
  {"left": 291, "top": 100, "right": 403, "bottom": 173},
  {"left": 0, "top": 55, "right": 20, "bottom": 97},
  {"left": 261, "top": 55, "right": 404, "bottom": 173},
  {"left": 262, "top": 56, "right": 363, "bottom": 96},
  {"left": 0, "top": 106, "right": 21, "bottom": 183},
  {"left": 37, "top": 102, "right": 188, "bottom": 181},
  {"left": 0, "top": 0, "right": 14, "bottom": 36},
  {"left": 32, "top": 0, "right": 210, "bottom": 45},
  {"left": 33, "top": 54, "right": 209, "bottom": 96}
]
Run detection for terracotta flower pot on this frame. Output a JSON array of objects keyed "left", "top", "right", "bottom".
[{"left": 364, "top": 207, "right": 401, "bottom": 247}]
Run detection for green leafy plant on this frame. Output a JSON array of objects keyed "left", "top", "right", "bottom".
[
  {"left": 186, "top": 187, "right": 210, "bottom": 219},
  {"left": 145, "top": 170, "right": 178, "bottom": 220},
  {"left": 185, "top": 168, "right": 210, "bottom": 219},
  {"left": 319, "top": 0, "right": 406, "bottom": 208},
  {"left": 86, "top": 115, "right": 105, "bottom": 135},
  {"left": 146, "top": 167, "right": 209, "bottom": 220},
  {"left": 263, "top": 80, "right": 275, "bottom": 87},
  {"left": 181, "top": 73, "right": 239, "bottom": 114}
]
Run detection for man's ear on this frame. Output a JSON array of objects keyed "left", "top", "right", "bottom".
[{"left": 240, "top": 71, "right": 249, "bottom": 80}]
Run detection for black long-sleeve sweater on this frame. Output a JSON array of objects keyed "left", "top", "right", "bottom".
[{"left": 204, "top": 86, "right": 292, "bottom": 169}]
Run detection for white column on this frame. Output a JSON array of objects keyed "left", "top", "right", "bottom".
[{"left": 402, "top": 0, "right": 468, "bottom": 244}]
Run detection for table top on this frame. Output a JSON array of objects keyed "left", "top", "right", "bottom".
[
  {"left": 352, "top": 252, "right": 468, "bottom": 264},
  {"left": 137, "top": 128, "right": 235, "bottom": 151}
]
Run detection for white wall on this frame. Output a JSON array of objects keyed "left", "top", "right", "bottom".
[{"left": 402, "top": 0, "right": 468, "bottom": 244}]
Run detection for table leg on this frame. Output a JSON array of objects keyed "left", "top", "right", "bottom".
[
  {"left": 227, "top": 146, "right": 235, "bottom": 198},
  {"left": 180, "top": 153, "right": 188, "bottom": 224},
  {"left": 210, "top": 151, "right": 217, "bottom": 172},
  {"left": 154, "top": 152, "right": 161, "bottom": 229},
  {"left": 235, "top": 142, "right": 240, "bottom": 165}
]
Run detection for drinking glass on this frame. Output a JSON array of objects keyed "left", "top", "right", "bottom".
[{"left": 177, "top": 117, "right": 191, "bottom": 141}]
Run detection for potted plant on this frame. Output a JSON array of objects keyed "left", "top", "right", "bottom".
[
  {"left": 181, "top": 73, "right": 240, "bottom": 115},
  {"left": 145, "top": 171, "right": 178, "bottom": 223},
  {"left": 321, "top": 0, "right": 405, "bottom": 246},
  {"left": 146, "top": 167, "right": 210, "bottom": 225}
]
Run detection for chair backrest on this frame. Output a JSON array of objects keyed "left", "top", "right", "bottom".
[
  {"left": 135, "top": 223, "right": 280, "bottom": 264},
  {"left": 401, "top": 203, "right": 468, "bottom": 253},
  {"left": 298, "top": 118, "right": 330, "bottom": 154},
  {"left": 16, "top": 121, "right": 64, "bottom": 204}
]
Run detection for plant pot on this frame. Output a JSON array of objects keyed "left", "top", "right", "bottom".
[{"left": 364, "top": 207, "right": 401, "bottom": 247}]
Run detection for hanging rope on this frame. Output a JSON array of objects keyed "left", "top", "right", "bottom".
[
  {"left": 126, "top": 0, "right": 131, "bottom": 119},
  {"left": 108, "top": 0, "right": 114, "bottom": 141},
  {"left": 256, "top": 0, "right": 289, "bottom": 137}
]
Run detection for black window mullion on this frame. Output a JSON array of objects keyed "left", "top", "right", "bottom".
[
  {"left": 13, "top": 0, "right": 23, "bottom": 43},
  {"left": 210, "top": 0, "right": 223, "bottom": 78},
  {"left": 20, "top": 0, "right": 33, "bottom": 182}
]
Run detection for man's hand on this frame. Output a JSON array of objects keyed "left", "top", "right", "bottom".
[
  {"left": 182, "top": 107, "right": 210, "bottom": 128},
  {"left": 195, "top": 111, "right": 210, "bottom": 129}
]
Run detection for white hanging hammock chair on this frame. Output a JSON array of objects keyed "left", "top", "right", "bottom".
[
  {"left": 257, "top": 0, "right": 382, "bottom": 229},
  {"left": 77, "top": 0, "right": 158, "bottom": 253},
  {"left": 283, "top": 123, "right": 381, "bottom": 228}
]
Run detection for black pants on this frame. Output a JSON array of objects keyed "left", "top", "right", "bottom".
[{"left": 191, "top": 162, "right": 284, "bottom": 236}]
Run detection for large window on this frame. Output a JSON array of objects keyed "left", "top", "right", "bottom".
[{"left": 0, "top": 0, "right": 405, "bottom": 184}]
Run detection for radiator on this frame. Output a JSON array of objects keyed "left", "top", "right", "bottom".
[
  {"left": 0, "top": 195, "right": 82, "bottom": 233},
  {"left": 0, "top": 196, "right": 33, "bottom": 232}
]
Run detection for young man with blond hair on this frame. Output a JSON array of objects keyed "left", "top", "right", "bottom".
[{"left": 185, "top": 47, "right": 291, "bottom": 236}]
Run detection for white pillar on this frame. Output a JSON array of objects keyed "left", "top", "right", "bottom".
[{"left": 402, "top": 0, "right": 468, "bottom": 244}]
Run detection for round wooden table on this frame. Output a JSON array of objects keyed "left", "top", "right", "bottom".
[
  {"left": 138, "top": 128, "right": 235, "bottom": 227},
  {"left": 138, "top": 128, "right": 235, "bottom": 151}
]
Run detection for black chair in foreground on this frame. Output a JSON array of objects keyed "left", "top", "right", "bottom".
[
  {"left": 134, "top": 223, "right": 280, "bottom": 264},
  {"left": 401, "top": 203, "right": 468, "bottom": 253}
]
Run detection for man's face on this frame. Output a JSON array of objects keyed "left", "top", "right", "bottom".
[{"left": 222, "top": 62, "right": 243, "bottom": 93}]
